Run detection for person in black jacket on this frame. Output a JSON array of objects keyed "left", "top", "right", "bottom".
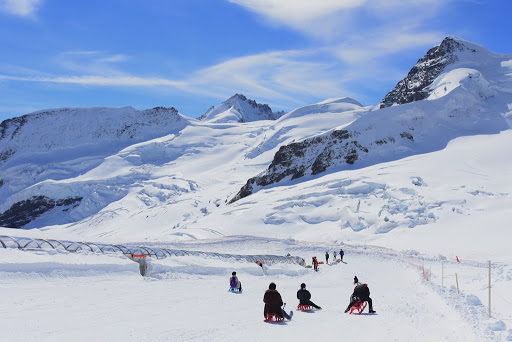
[
  {"left": 297, "top": 283, "right": 321, "bottom": 309},
  {"left": 344, "top": 283, "right": 376, "bottom": 313},
  {"left": 264, "top": 282, "right": 292, "bottom": 319}
]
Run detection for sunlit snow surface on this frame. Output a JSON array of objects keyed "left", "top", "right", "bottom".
[
  {"left": 1, "top": 241, "right": 510, "bottom": 342},
  {"left": 1, "top": 37, "right": 512, "bottom": 341}
]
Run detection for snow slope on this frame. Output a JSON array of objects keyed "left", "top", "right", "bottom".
[
  {"left": 1, "top": 239, "right": 509, "bottom": 342},
  {"left": 231, "top": 37, "right": 512, "bottom": 202},
  {"left": 1, "top": 36, "right": 512, "bottom": 340}
]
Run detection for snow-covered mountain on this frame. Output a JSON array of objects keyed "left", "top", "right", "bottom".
[
  {"left": 0, "top": 106, "right": 190, "bottom": 228},
  {"left": 230, "top": 36, "right": 512, "bottom": 202},
  {"left": 0, "top": 37, "right": 511, "bottom": 250},
  {"left": 198, "top": 94, "right": 283, "bottom": 123}
]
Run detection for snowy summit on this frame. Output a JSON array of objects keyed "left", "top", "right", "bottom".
[{"left": 198, "top": 94, "right": 284, "bottom": 123}]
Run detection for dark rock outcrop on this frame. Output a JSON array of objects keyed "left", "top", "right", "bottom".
[
  {"left": 0, "top": 195, "right": 83, "bottom": 228},
  {"left": 229, "top": 129, "right": 369, "bottom": 203},
  {"left": 380, "top": 37, "right": 475, "bottom": 108}
]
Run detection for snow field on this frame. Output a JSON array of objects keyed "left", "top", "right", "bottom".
[{"left": 0, "top": 245, "right": 500, "bottom": 342}]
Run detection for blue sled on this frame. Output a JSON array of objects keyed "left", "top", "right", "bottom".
[{"left": 228, "top": 287, "right": 242, "bottom": 293}]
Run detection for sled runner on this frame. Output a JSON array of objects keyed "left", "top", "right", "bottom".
[
  {"left": 264, "top": 314, "right": 285, "bottom": 323},
  {"left": 349, "top": 300, "right": 367, "bottom": 314},
  {"left": 297, "top": 304, "right": 312, "bottom": 311}
]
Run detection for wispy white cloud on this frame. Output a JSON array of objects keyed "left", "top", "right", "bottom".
[
  {"left": 0, "top": 49, "right": 348, "bottom": 107},
  {"left": 228, "top": 0, "right": 456, "bottom": 40},
  {"left": 0, "top": 0, "right": 42, "bottom": 17},
  {"left": 228, "top": 0, "right": 366, "bottom": 27}
]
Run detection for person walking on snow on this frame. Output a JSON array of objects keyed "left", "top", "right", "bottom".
[
  {"left": 312, "top": 256, "right": 319, "bottom": 272},
  {"left": 340, "top": 248, "right": 344, "bottom": 262},
  {"left": 297, "top": 283, "right": 321, "bottom": 309},
  {"left": 353, "top": 275, "right": 359, "bottom": 284},
  {"left": 264, "top": 282, "right": 292, "bottom": 320},
  {"left": 344, "top": 283, "right": 376, "bottom": 314},
  {"left": 230, "top": 271, "right": 242, "bottom": 291},
  {"left": 325, "top": 251, "right": 329, "bottom": 264},
  {"left": 333, "top": 250, "right": 337, "bottom": 261}
]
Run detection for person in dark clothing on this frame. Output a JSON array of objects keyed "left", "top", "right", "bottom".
[
  {"left": 263, "top": 283, "right": 292, "bottom": 319},
  {"left": 333, "top": 251, "right": 337, "bottom": 261},
  {"left": 325, "top": 251, "right": 329, "bottom": 264},
  {"left": 353, "top": 275, "right": 359, "bottom": 284},
  {"left": 297, "top": 283, "right": 321, "bottom": 309},
  {"left": 340, "top": 249, "right": 344, "bottom": 261},
  {"left": 344, "top": 283, "right": 376, "bottom": 313}
]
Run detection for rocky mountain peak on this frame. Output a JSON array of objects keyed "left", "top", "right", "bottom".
[
  {"left": 199, "top": 94, "right": 283, "bottom": 123},
  {"left": 380, "top": 36, "right": 477, "bottom": 108}
]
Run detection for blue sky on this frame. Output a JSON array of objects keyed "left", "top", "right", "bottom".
[{"left": 0, "top": 0, "right": 511, "bottom": 121}]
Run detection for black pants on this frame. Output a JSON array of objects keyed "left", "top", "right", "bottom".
[
  {"left": 301, "top": 300, "right": 321, "bottom": 309},
  {"left": 345, "top": 297, "right": 373, "bottom": 312}
]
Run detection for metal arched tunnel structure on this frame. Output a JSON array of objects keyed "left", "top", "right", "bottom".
[{"left": 0, "top": 235, "right": 306, "bottom": 273}]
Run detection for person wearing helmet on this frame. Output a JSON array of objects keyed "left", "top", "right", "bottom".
[{"left": 264, "top": 282, "right": 292, "bottom": 320}]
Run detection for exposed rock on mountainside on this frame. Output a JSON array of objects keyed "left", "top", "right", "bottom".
[
  {"left": 0, "top": 195, "right": 82, "bottom": 228},
  {"left": 230, "top": 37, "right": 511, "bottom": 203},
  {"left": 380, "top": 36, "right": 476, "bottom": 108},
  {"left": 199, "top": 94, "right": 284, "bottom": 123}
]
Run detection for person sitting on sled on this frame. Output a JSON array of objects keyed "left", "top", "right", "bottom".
[
  {"left": 297, "top": 283, "right": 321, "bottom": 309},
  {"left": 230, "top": 271, "right": 242, "bottom": 291},
  {"left": 264, "top": 282, "right": 292, "bottom": 320},
  {"left": 344, "top": 283, "right": 376, "bottom": 314}
]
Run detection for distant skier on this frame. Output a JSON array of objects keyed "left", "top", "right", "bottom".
[
  {"left": 325, "top": 251, "right": 329, "bottom": 264},
  {"left": 264, "top": 282, "right": 292, "bottom": 320},
  {"left": 340, "top": 248, "right": 344, "bottom": 262},
  {"left": 230, "top": 271, "right": 242, "bottom": 291},
  {"left": 353, "top": 275, "right": 359, "bottom": 285},
  {"left": 344, "top": 283, "right": 375, "bottom": 314},
  {"left": 297, "top": 283, "right": 321, "bottom": 309}
]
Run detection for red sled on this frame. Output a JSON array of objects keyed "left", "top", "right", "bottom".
[
  {"left": 297, "top": 304, "right": 312, "bottom": 311},
  {"left": 318, "top": 261, "right": 324, "bottom": 264},
  {"left": 349, "top": 300, "right": 367, "bottom": 314},
  {"left": 264, "top": 314, "right": 285, "bottom": 323}
]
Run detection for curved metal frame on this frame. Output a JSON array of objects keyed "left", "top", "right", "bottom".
[{"left": 0, "top": 235, "right": 304, "bottom": 267}]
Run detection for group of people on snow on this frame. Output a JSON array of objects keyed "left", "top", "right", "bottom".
[
  {"left": 323, "top": 249, "right": 344, "bottom": 265},
  {"left": 229, "top": 247, "right": 376, "bottom": 322}
]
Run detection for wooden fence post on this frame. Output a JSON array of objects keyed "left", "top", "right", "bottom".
[
  {"left": 455, "top": 273, "right": 459, "bottom": 294},
  {"left": 489, "top": 260, "right": 491, "bottom": 318}
]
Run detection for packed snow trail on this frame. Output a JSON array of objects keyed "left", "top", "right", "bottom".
[{"left": 0, "top": 246, "right": 496, "bottom": 342}]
